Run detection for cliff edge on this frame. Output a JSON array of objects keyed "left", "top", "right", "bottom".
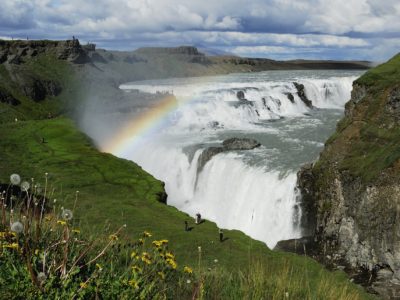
[{"left": 298, "top": 53, "right": 400, "bottom": 298}]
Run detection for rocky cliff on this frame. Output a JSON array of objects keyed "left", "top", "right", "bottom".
[{"left": 298, "top": 53, "right": 400, "bottom": 298}]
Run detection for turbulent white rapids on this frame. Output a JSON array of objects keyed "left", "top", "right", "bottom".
[{"left": 115, "top": 70, "right": 362, "bottom": 248}]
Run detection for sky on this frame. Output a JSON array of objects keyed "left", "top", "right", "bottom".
[{"left": 1, "top": 0, "right": 399, "bottom": 61}]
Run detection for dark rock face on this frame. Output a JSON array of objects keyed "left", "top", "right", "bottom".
[
  {"left": 197, "top": 138, "right": 261, "bottom": 171},
  {"left": 236, "top": 90, "right": 246, "bottom": 101},
  {"left": 222, "top": 137, "right": 261, "bottom": 150},
  {"left": 286, "top": 93, "right": 295, "bottom": 103},
  {"left": 197, "top": 147, "right": 225, "bottom": 171},
  {"left": 296, "top": 164, "right": 317, "bottom": 236},
  {"left": 274, "top": 236, "right": 318, "bottom": 256},
  {"left": 0, "top": 39, "right": 92, "bottom": 65},
  {"left": 20, "top": 77, "right": 62, "bottom": 102},
  {"left": 296, "top": 62, "right": 400, "bottom": 298},
  {"left": 387, "top": 87, "right": 400, "bottom": 119},
  {"left": 293, "top": 82, "right": 313, "bottom": 108},
  {"left": 0, "top": 89, "right": 20, "bottom": 106},
  {"left": 57, "top": 39, "right": 90, "bottom": 64}
]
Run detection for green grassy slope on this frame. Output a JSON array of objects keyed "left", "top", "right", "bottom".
[{"left": 318, "top": 53, "right": 400, "bottom": 183}]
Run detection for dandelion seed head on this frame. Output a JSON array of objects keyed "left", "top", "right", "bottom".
[
  {"left": 61, "top": 209, "right": 73, "bottom": 221},
  {"left": 11, "top": 221, "right": 23, "bottom": 233},
  {"left": 186, "top": 279, "right": 191, "bottom": 284},
  {"left": 53, "top": 199, "right": 57, "bottom": 203},
  {"left": 214, "top": 259, "right": 218, "bottom": 263},
  {"left": 21, "top": 181, "right": 30, "bottom": 191},
  {"left": 198, "top": 246, "right": 202, "bottom": 252},
  {"left": 37, "top": 272, "right": 47, "bottom": 282},
  {"left": 10, "top": 174, "right": 21, "bottom": 185}
]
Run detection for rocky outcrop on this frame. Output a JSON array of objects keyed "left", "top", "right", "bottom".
[
  {"left": 297, "top": 53, "right": 400, "bottom": 299},
  {"left": 0, "top": 88, "right": 20, "bottom": 106},
  {"left": 222, "top": 137, "right": 260, "bottom": 150},
  {"left": 56, "top": 39, "right": 90, "bottom": 64},
  {"left": 0, "top": 39, "right": 91, "bottom": 65},
  {"left": 18, "top": 77, "right": 62, "bottom": 102},
  {"left": 236, "top": 90, "right": 246, "bottom": 101},
  {"left": 293, "top": 82, "right": 313, "bottom": 108},
  {"left": 197, "top": 138, "right": 261, "bottom": 171}
]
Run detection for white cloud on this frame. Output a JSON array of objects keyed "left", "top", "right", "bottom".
[{"left": 0, "top": 0, "right": 398, "bottom": 61}]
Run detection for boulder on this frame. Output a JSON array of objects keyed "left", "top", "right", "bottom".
[
  {"left": 222, "top": 137, "right": 260, "bottom": 150},
  {"left": 0, "top": 88, "right": 20, "bottom": 106},
  {"left": 293, "top": 82, "right": 313, "bottom": 108},
  {"left": 286, "top": 93, "right": 295, "bottom": 103},
  {"left": 197, "top": 138, "right": 261, "bottom": 171},
  {"left": 236, "top": 90, "right": 246, "bottom": 101}
]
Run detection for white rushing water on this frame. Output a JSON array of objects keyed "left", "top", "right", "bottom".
[{"left": 114, "top": 70, "right": 362, "bottom": 248}]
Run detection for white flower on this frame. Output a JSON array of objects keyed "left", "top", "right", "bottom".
[
  {"left": 11, "top": 221, "right": 24, "bottom": 233},
  {"left": 198, "top": 246, "right": 202, "bottom": 252},
  {"left": 62, "top": 209, "right": 73, "bottom": 221},
  {"left": 37, "top": 272, "right": 47, "bottom": 282},
  {"left": 10, "top": 174, "right": 21, "bottom": 185},
  {"left": 214, "top": 259, "right": 218, "bottom": 263},
  {"left": 21, "top": 181, "right": 30, "bottom": 191},
  {"left": 186, "top": 279, "right": 191, "bottom": 284}
]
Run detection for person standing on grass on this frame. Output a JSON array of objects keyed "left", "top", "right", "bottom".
[
  {"left": 185, "top": 220, "right": 189, "bottom": 231},
  {"left": 219, "top": 228, "right": 223, "bottom": 242},
  {"left": 195, "top": 213, "right": 201, "bottom": 224}
]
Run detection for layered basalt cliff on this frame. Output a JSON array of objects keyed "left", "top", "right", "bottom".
[{"left": 298, "top": 53, "right": 400, "bottom": 298}]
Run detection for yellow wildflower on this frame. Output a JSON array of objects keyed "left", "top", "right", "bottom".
[
  {"left": 57, "top": 220, "right": 67, "bottom": 226},
  {"left": 0, "top": 232, "right": 6, "bottom": 239},
  {"left": 152, "top": 240, "right": 162, "bottom": 248},
  {"left": 128, "top": 279, "right": 139, "bottom": 289},
  {"left": 166, "top": 258, "right": 177, "bottom": 269},
  {"left": 137, "top": 238, "right": 144, "bottom": 245},
  {"left": 96, "top": 263, "right": 102, "bottom": 270},
  {"left": 157, "top": 271, "right": 166, "bottom": 280},
  {"left": 109, "top": 234, "right": 118, "bottom": 241},
  {"left": 80, "top": 282, "right": 88, "bottom": 289},
  {"left": 130, "top": 251, "right": 137, "bottom": 259},
  {"left": 184, "top": 266, "right": 193, "bottom": 274},
  {"left": 165, "top": 252, "right": 175, "bottom": 259},
  {"left": 3, "top": 243, "right": 19, "bottom": 250},
  {"left": 141, "top": 252, "right": 152, "bottom": 265},
  {"left": 143, "top": 231, "right": 152, "bottom": 238},
  {"left": 72, "top": 229, "right": 81, "bottom": 234},
  {"left": 160, "top": 239, "right": 168, "bottom": 245},
  {"left": 131, "top": 265, "right": 142, "bottom": 273}
]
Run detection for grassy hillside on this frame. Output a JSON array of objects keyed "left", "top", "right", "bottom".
[
  {"left": 319, "top": 53, "right": 400, "bottom": 182},
  {"left": 0, "top": 40, "right": 374, "bottom": 299}
]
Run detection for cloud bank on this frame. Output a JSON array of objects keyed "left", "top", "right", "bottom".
[{"left": 0, "top": 0, "right": 399, "bottom": 61}]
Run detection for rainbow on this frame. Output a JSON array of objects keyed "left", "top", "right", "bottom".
[{"left": 102, "top": 94, "right": 181, "bottom": 156}]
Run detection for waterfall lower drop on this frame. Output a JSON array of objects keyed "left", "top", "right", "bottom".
[{"left": 113, "top": 70, "right": 363, "bottom": 249}]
